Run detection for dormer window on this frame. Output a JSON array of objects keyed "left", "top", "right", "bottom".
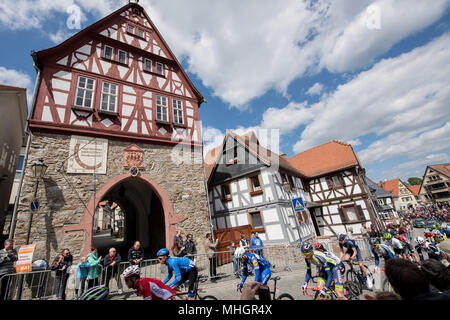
[
  {"left": 118, "top": 50, "right": 127, "bottom": 64},
  {"left": 104, "top": 45, "right": 113, "bottom": 60}
]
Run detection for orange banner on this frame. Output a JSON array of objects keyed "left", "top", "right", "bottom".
[{"left": 16, "top": 244, "right": 36, "bottom": 273}]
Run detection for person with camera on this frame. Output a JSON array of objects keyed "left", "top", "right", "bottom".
[{"left": 0, "top": 239, "right": 18, "bottom": 300}]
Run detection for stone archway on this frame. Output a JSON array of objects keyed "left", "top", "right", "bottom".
[{"left": 62, "top": 173, "right": 185, "bottom": 257}]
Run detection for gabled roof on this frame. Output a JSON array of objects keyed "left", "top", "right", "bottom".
[
  {"left": 429, "top": 163, "right": 450, "bottom": 178},
  {"left": 408, "top": 185, "right": 421, "bottom": 196},
  {"left": 33, "top": 2, "right": 203, "bottom": 104},
  {"left": 378, "top": 179, "right": 410, "bottom": 198},
  {"left": 287, "top": 140, "right": 360, "bottom": 178},
  {"left": 365, "top": 177, "right": 393, "bottom": 198},
  {"left": 204, "top": 130, "right": 305, "bottom": 183}
]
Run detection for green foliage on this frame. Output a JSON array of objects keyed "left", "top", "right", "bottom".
[{"left": 407, "top": 177, "right": 422, "bottom": 186}]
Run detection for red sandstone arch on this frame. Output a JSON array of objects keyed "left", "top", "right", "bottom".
[{"left": 62, "top": 174, "right": 185, "bottom": 256}]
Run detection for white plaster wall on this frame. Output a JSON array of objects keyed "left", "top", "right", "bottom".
[
  {"left": 262, "top": 208, "right": 278, "bottom": 223},
  {"left": 265, "top": 225, "right": 284, "bottom": 240}
]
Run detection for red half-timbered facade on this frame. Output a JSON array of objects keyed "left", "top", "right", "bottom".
[{"left": 30, "top": 2, "right": 204, "bottom": 144}]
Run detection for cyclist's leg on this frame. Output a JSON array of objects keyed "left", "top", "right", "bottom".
[
  {"left": 187, "top": 267, "right": 198, "bottom": 299},
  {"left": 260, "top": 268, "right": 271, "bottom": 285},
  {"left": 333, "top": 265, "right": 346, "bottom": 300}
]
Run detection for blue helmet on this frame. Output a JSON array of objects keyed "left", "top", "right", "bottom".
[
  {"left": 369, "top": 238, "right": 380, "bottom": 246},
  {"left": 301, "top": 243, "right": 313, "bottom": 254},
  {"left": 338, "top": 234, "right": 347, "bottom": 241},
  {"left": 157, "top": 248, "right": 169, "bottom": 257}
]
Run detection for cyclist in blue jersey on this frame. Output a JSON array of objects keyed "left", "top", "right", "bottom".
[
  {"left": 157, "top": 248, "right": 198, "bottom": 300},
  {"left": 301, "top": 243, "right": 346, "bottom": 300},
  {"left": 338, "top": 234, "right": 373, "bottom": 289},
  {"left": 234, "top": 247, "right": 271, "bottom": 289},
  {"left": 369, "top": 238, "right": 397, "bottom": 269}
]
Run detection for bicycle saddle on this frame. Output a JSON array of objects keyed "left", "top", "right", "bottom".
[{"left": 271, "top": 276, "right": 281, "bottom": 281}]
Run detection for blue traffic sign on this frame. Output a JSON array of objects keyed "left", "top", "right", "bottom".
[
  {"left": 30, "top": 199, "right": 40, "bottom": 212},
  {"left": 292, "top": 197, "right": 305, "bottom": 212}
]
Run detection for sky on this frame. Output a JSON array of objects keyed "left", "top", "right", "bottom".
[{"left": 0, "top": 0, "right": 449, "bottom": 183}]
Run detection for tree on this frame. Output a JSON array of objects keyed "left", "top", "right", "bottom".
[{"left": 407, "top": 177, "right": 422, "bottom": 186}]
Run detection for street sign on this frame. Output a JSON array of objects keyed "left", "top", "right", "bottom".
[
  {"left": 16, "top": 244, "right": 36, "bottom": 273},
  {"left": 292, "top": 197, "right": 305, "bottom": 212},
  {"left": 30, "top": 199, "right": 39, "bottom": 213}
]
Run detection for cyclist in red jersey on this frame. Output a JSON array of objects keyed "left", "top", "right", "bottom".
[{"left": 122, "top": 265, "right": 174, "bottom": 300}]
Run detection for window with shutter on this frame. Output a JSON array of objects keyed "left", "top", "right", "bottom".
[
  {"left": 356, "top": 205, "right": 364, "bottom": 221},
  {"left": 325, "top": 177, "right": 333, "bottom": 190},
  {"left": 338, "top": 207, "right": 347, "bottom": 223}
]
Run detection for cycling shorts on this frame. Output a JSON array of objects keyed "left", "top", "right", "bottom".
[
  {"left": 259, "top": 268, "right": 271, "bottom": 285},
  {"left": 332, "top": 263, "right": 345, "bottom": 291},
  {"left": 393, "top": 247, "right": 405, "bottom": 255},
  {"left": 345, "top": 248, "right": 363, "bottom": 261}
]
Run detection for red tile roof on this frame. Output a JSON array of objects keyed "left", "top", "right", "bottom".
[
  {"left": 378, "top": 179, "right": 400, "bottom": 198},
  {"left": 287, "top": 140, "right": 360, "bottom": 177},
  {"left": 408, "top": 185, "right": 421, "bottom": 196},
  {"left": 430, "top": 163, "right": 450, "bottom": 178}
]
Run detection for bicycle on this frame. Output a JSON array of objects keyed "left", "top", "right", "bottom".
[
  {"left": 237, "top": 276, "right": 294, "bottom": 300},
  {"left": 344, "top": 260, "right": 373, "bottom": 294},
  {"left": 305, "top": 276, "right": 360, "bottom": 300},
  {"left": 173, "top": 276, "right": 218, "bottom": 300}
]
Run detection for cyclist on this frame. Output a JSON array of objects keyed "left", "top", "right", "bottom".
[
  {"left": 414, "top": 237, "right": 449, "bottom": 267},
  {"left": 122, "top": 265, "right": 174, "bottom": 300},
  {"left": 301, "top": 243, "right": 346, "bottom": 300},
  {"left": 394, "top": 234, "right": 419, "bottom": 262},
  {"left": 369, "top": 238, "right": 397, "bottom": 269},
  {"left": 234, "top": 247, "right": 271, "bottom": 290},
  {"left": 383, "top": 233, "right": 405, "bottom": 259},
  {"left": 338, "top": 234, "right": 373, "bottom": 289},
  {"left": 157, "top": 248, "right": 198, "bottom": 300}
]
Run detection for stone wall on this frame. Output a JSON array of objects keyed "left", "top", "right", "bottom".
[{"left": 13, "top": 132, "right": 211, "bottom": 263}]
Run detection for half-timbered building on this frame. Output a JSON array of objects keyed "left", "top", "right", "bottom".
[
  {"left": 205, "top": 131, "right": 316, "bottom": 246},
  {"left": 13, "top": 2, "right": 210, "bottom": 260},
  {"left": 418, "top": 164, "right": 450, "bottom": 206},
  {"left": 365, "top": 177, "right": 398, "bottom": 225},
  {"left": 378, "top": 179, "right": 419, "bottom": 212},
  {"left": 288, "top": 141, "right": 383, "bottom": 237}
]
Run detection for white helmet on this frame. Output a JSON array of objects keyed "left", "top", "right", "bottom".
[
  {"left": 234, "top": 247, "right": 246, "bottom": 259},
  {"left": 122, "top": 265, "right": 140, "bottom": 278},
  {"left": 416, "top": 236, "right": 425, "bottom": 245}
]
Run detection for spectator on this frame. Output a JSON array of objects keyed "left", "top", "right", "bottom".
[
  {"left": 384, "top": 258, "right": 450, "bottom": 300},
  {"left": 87, "top": 247, "right": 102, "bottom": 289},
  {"left": 201, "top": 233, "right": 219, "bottom": 282},
  {"left": 420, "top": 259, "right": 450, "bottom": 292},
  {"left": 239, "top": 234, "right": 249, "bottom": 249},
  {"left": 229, "top": 242, "right": 239, "bottom": 278},
  {"left": 250, "top": 232, "right": 271, "bottom": 266},
  {"left": 104, "top": 247, "right": 123, "bottom": 293},
  {"left": 50, "top": 254, "right": 67, "bottom": 300},
  {"left": 346, "top": 226, "right": 354, "bottom": 240},
  {"left": 182, "top": 234, "right": 197, "bottom": 261},
  {"left": 173, "top": 230, "right": 185, "bottom": 257},
  {"left": 240, "top": 281, "right": 262, "bottom": 300},
  {"left": 0, "top": 239, "right": 18, "bottom": 300},
  {"left": 60, "top": 248, "right": 73, "bottom": 300},
  {"left": 364, "top": 292, "right": 402, "bottom": 300},
  {"left": 73, "top": 256, "right": 90, "bottom": 299},
  {"left": 128, "top": 241, "right": 144, "bottom": 266},
  {"left": 360, "top": 223, "right": 371, "bottom": 254},
  {"left": 369, "top": 225, "right": 380, "bottom": 238}
]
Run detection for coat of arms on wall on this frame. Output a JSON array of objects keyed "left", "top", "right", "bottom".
[{"left": 124, "top": 144, "right": 144, "bottom": 169}]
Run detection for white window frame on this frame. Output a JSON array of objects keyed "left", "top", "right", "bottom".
[
  {"left": 118, "top": 50, "right": 127, "bottom": 64},
  {"left": 156, "top": 95, "right": 168, "bottom": 122},
  {"left": 172, "top": 99, "right": 184, "bottom": 124},
  {"left": 138, "top": 29, "right": 145, "bottom": 38},
  {"left": 74, "top": 76, "right": 95, "bottom": 109},
  {"left": 104, "top": 45, "right": 113, "bottom": 60},
  {"left": 100, "top": 81, "right": 118, "bottom": 113},
  {"left": 144, "top": 58, "right": 152, "bottom": 72},
  {"left": 127, "top": 25, "right": 135, "bottom": 34},
  {"left": 156, "top": 62, "right": 164, "bottom": 75}
]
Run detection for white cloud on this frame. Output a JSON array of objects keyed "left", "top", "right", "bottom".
[
  {"left": 306, "top": 83, "right": 324, "bottom": 96},
  {"left": 347, "top": 139, "right": 362, "bottom": 147},
  {"left": 2, "top": 0, "right": 448, "bottom": 109},
  {"left": 48, "top": 29, "right": 76, "bottom": 44},
  {"left": 293, "top": 33, "right": 450, "bottom": 158},
  {"left": 0, "top": 66, "right": 34, "bottom": 107},
  {"left": 381, "top": 153, "right": 450, "bottom": 179}
]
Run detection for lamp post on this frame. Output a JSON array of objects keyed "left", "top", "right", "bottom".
[
  {"left": 26, "top": 158, "right": 48, "bottom": 244},
  {"left": 283, "top": 181, "right": 303, "bottom": 242}
]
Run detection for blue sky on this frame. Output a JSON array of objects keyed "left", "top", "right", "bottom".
[{"left": 1, "top": 0, "right": 450, "bottom": 183}]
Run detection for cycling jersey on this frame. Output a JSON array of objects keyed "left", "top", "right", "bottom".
[
  {"left": 372, "top": 244, "right": 397, "bottom": 267},
  {"left": 240, "top": 252, "right": 271, "bottom": 286},
  {"left": 136, "top": 278, "right": 174, "bottom": 300},
  {"left": 163, "top": 256, "right": 195, "bottom": 287},
  {"left": 415, "top": 242, "right": 443, "bottom": 261},
  {"left": 388, "top": 238, "right": 403, "bottom": 250},
  {"left": 339, "top": 239, "right": 363, "bottom": 261},
  {"left": 305, "top": 251, "right": 341, "bottom": 290}
]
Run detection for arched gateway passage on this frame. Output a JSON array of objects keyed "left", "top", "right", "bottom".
[{"left": 63, "top": 174, "right": 184, "bottom": 258}]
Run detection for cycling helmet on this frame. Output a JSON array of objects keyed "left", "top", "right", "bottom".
[
  {"left": 416, "top": 236, "right": 425, "bottom": 245},
  {"left": 301, "top": 243, "right": 313, "bottom": 254},
  {"left": 157, "top": 248, "right": 170, "bottom": 257},
  {"left": 78, "top": 285, "right": 109, "bottom": 300},
  {"left": 314, "top": 243, "right": 325, "bottom": 251},
  {"left": 369, "top": 238, "right": 380, "bottom": 246},
  {"left": 122, "top": 265, "right": 140, "bottom": 279},
  {"left": 383, "top": 233, "right": 392, "bottom": 240},
  {"left": 338, "top": 234, "right": 346, "bottom": 242},
  {"left": 234, "top": 247, "right": 246, "bottom": 259}
]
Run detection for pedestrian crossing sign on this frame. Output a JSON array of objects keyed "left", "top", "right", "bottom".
[{"left": 292, "top": 197, "right": 305, "bottom": 212}]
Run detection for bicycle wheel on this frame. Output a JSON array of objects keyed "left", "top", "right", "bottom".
[
  {"left": 345, "top": 270, "right": 362, "bottom": 293},
  {"left": 345, "top": 281, "right": 361, "bottom": 297},
  {"left": 277, "top": 293, "right": 294, "bottom": 300},
  {"left": 200, "top": 295, "right": 218, "bottom": 300},
  {"left": 382, "top": 279, "right": 393, "bottom": 292}
]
